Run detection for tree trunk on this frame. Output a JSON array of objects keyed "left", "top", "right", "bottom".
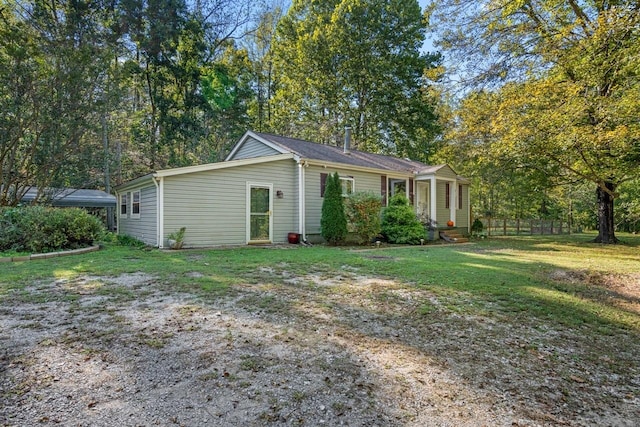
[{"left": 593, "top": 182, "right": 618, "bottom": 244}]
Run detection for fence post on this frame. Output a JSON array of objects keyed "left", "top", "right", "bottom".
[
  {"left": 559, "top": 221, "right": 563, "bottom": 234},
  {"left": 488, "top": 217, "right": 492, "bottom": 237},
  {"left": 540, "top": 220, "right": 544, "bottom": 235},
  {"left": 516, "top": 218, "right": 520, "bottom": 235},
  {"left": 551, "top": 220, "right": 554, "bottom": 234},
  {"left": 503, "top": 218, "right": 507, "bottom": 236}
]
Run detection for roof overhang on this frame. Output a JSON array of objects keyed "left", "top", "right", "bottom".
[
  {"left": 115, "top": 153, "right": 296, "bottom": 191},
  {"left": 155, "top": 153, "right": 295, "bottom": 178},
  {"left": 301, "top": 158, "right": 415, "bottom": 177}
]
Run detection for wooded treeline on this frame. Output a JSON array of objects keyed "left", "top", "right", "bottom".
[
  {"left": 1, "top": 0, "right": 639, "bottom": 241},
  {"left": 1, "top": 0, "right": 441, "bottom": 205},
  {"left": 428, "top": 0, "right": 640, "bottom": 242}
]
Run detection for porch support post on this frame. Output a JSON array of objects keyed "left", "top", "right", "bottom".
[{"left": 430, "top": 177, "right": 437, "bottom": 224}]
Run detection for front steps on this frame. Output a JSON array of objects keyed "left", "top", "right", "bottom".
[{"left": 439, "top": 229, "right": 469, "bottom": 244}]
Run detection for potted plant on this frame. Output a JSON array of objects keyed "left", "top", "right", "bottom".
[{"left": 167, "top": 227, "right": 186, "bottom": 249}]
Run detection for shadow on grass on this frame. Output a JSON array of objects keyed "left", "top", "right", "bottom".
[{"left": 2, "top": 235, "right": 639, "bottom": 425}]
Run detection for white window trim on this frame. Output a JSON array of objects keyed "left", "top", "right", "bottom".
[
  {"left": 339, "top": 176, "right": 355, "bottom": 197},
  {"left": 131, "top": 190, "right": 141, "bottom": 219},
  {"left": 389, "top": 178, "right": 408, "bottom": 199},
  {"left": 246, "top": 182, "right": 273, "bottom": 243},
  {"left": 120, "top": 193, "right": 128, "bottom": 219}
]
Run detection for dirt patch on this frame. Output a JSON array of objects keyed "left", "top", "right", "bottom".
[
  {"left": 549, "top": 269, "right": 640, "bottom": 314},
  {"left": 1, "top": 270, "right": 639, "bottom": 426}
]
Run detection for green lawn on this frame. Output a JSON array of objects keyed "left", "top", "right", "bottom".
[{"left": 2, "top": 232, "right": 639, "bottom": 331}]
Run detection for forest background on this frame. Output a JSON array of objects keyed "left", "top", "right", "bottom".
[{"left": 1, "top": 0, "right": 638, "bottom": 241}]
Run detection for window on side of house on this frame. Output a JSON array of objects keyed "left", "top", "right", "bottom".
[
  {"left": 131, "top": 190, "right": 141, "bottom": 219},
  {"left": 445, "top": 183, "right": 450, "bottom": 209},
  {"left": 120, "top": 193, "right": 128, "bottom": 218},
  {"left": 340, "top": 177, "right": 355, "bottom": 197}
]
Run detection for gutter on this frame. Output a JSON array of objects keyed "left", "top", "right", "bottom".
[
  {"left": 298, "top": 159, "right": 307, "bottom": 241},
  {"left": 150, "top": 176, "right": 165, "bottom": 248}
]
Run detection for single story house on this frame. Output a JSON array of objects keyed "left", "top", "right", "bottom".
[{"left": 115, "top": 131, "right": 470, "bottom": 248}]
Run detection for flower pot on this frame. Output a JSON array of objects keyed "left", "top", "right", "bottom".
[{"left": 287, "top": 233, "right": 300, "bottom": 244}]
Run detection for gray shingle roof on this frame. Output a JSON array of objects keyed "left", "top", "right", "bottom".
[
  {"left": 254, "top": 132, "right": 431, "bottom": 174},
  {"left": 21, "top": 188, "right": 116, "bottom": 208}
]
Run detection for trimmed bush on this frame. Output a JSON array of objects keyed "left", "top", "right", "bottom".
[
  {"left": 320, "top": 172, "right": 348, "bottom": 245},
  {"left": 381, "top": 194, "right": 425, "bottom": 244},
  {"left": 471, "top": 217, "right": 484, "bottom": 234},
  {"left": 345, "top": 192, "right": 382, "bottom": 245},
  {"left": 0, "top": 206, "right": 105, "bottom": 253}
]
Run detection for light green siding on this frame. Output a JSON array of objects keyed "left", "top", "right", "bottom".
[
  {"left": 231, "top": 136, "right": 281, "bottom": 160},
  {"left": 304, "top": 165, "right": 383, "bottom": 238},
  {"left": 162, "top": 159, "right": 298, "bottom": 247},
  {"left": 118, "top": 184, "right": 158, "bottom": 246},
  {"left": 437, "top": 165, "right": 459, "bottom": 180},
  {"left": 456, "top": 183, "right": 470, "bottom": 231},
  {"left": 435, "top": 181, "right": 451, "bottom": 225}
]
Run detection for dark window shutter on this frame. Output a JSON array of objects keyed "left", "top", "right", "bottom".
[
  {"left": 320, "top": 173, "right": 328, "bottom": 197},
  {"left": 445, "top": 183, "right": 451, "bottom": 209},
  {"left": 409, "top": 179, "right": 414, "bottom": 205},
  {"left": 458, "top": 184, "right": 463, "bottom": 209},
  {"left": 380, "top": 175, "right": 387, "bottom": 206}
]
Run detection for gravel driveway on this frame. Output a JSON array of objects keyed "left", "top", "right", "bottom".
[{"left": 1, "top": 265, "right": 638, "bottom": 426}]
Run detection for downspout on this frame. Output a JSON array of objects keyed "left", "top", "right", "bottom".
[
  {"left": 153, "top": 176, "right": 164, "bottom": 248},
  {"left": 467, "top": 184, "right": 471, "bottom": 232},
  {"left": 114, "top": 189, "right": 119, "bottom": 234},
  {"left": 298, "top": 160, "right": 306, "bottom": 241}
]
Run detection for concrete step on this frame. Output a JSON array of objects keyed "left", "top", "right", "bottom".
[{"left": 439, "top": 230, "right": 468, "bottom": 243}]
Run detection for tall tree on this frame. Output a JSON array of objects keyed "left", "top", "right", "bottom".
[
  {"left": 428, "top": 0, "right": 640, "bottom": 243},
  {"left": 0, "top": 0, "right": 116, "bottom": 205},
  {"left": 270, "top": 0, "right": 441, "bottom": 161}
]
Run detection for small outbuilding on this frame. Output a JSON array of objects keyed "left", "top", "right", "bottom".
[{"left": 20, "top": 188, "right": 117, "bottom": 208}]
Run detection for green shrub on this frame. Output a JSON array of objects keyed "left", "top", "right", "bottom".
[
  {"left": 168, "top": 227, "right": 186, "bottom": 249},
  {"left": 320, "top": 172, "right": 348, "bottom": 245},
  {"left": 471, "top": 217, "right": 484, "bottom": 234},
  {"left": 345, "top": 192, "right": 382, "bottom": 244},
  {"left": 0, "top": 206, "right": 105, "bottom": 253},
  {"left": 116, "top": 234, "right": 146, "bottom": 247},
  {"left": 0, "top": 207, "right": 25, "bottom": 250},
  {"left": 381, "top": 194, "right": 425, "bottom": 244}
]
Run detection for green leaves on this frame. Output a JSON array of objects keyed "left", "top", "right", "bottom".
[
  {"left": 432, "top": 0, "right": 640, "bottom": 242},
  {"left": 270, "top": 0, "right": 441, "bottom": 159},
  {"left": 320, "top": 172, "right": 348, "bottom": 245}
]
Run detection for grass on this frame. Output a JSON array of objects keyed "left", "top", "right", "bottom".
[
  {"left": 2, "top": 233, "right": 639, "bottom": 424},
  {"left": 2, "top": 232, "right": 639, "bottom": 333}
]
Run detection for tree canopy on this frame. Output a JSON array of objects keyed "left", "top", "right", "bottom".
[
  {"left": 428, "top": 0, "right": 640, "bottom": 243},
  {"left": 269, "top": 0, "right": 442, "bottom": 161}
]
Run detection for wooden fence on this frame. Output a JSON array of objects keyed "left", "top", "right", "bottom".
[{"left": 479, "top": 218, "right": 571, "bottom": 236}]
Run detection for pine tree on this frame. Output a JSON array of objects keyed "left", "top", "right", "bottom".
[{"left": 321, "top": 173, "right": 348, "bottom": 245}]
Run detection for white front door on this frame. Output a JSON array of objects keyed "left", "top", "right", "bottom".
[{"left": 247, "top": 183, "right": 273, "bottom": 243}]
